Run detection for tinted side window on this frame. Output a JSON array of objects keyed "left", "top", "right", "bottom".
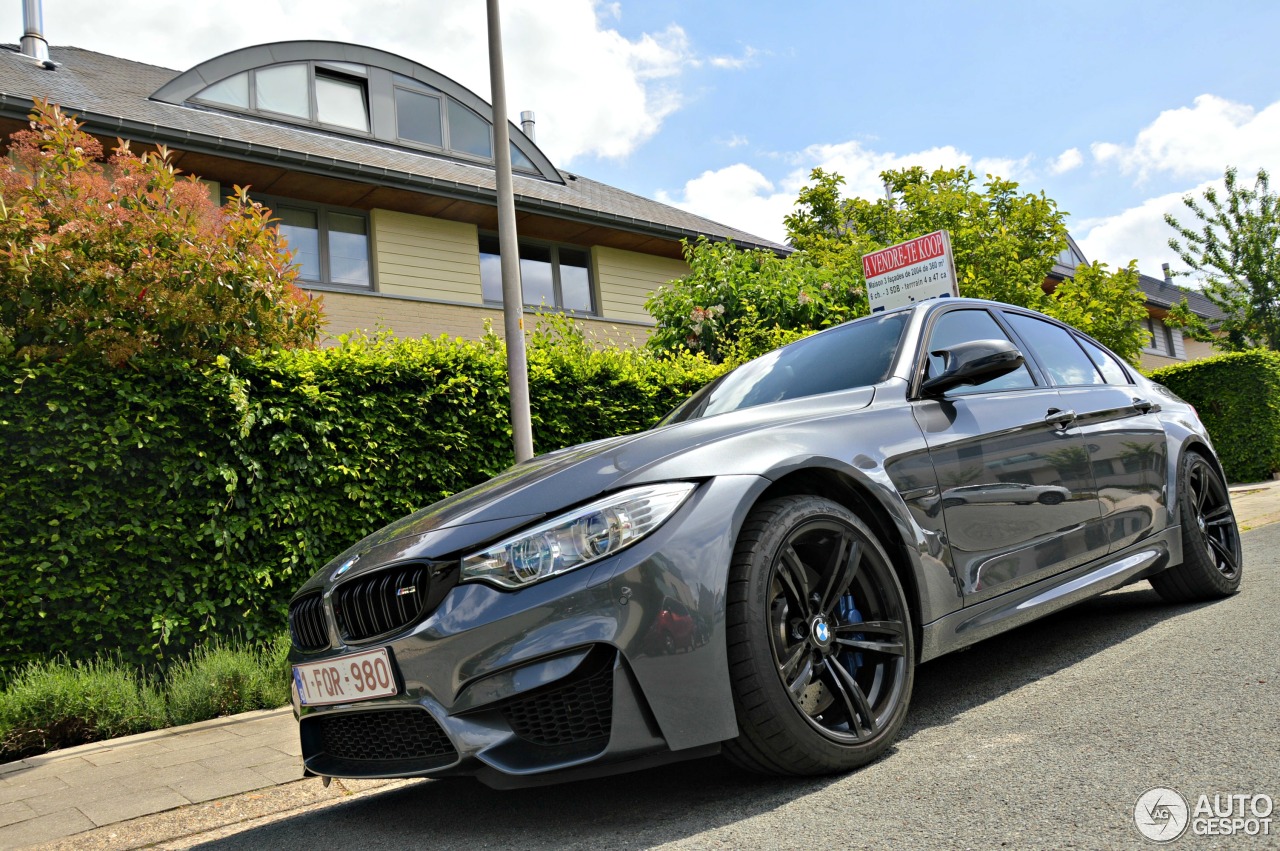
[
  {"left": 925, "top": 309, "right": 1035, "bottom": 394},
  {"left": 1005, "top": 313, "right": 1103, "bottom": 386},
  {"left": 1076, "top": 336, "right": 1131, "bottom": 384}
]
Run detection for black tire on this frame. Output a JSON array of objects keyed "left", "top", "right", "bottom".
[
  {"left": 1037, "top": 492, "right": 1064, "bottom": 505},
  {"left": 723, "top": 496, "right": 914, "bottom": 776},
  {"left": 1150, "top": 451, "right": 1242, "bottom": 602}
]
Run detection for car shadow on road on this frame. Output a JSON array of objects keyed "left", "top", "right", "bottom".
[
  {"left": 902, "top": 582, "right": 1215, "bottom": 738},
  {"left": 189, "top": 585, "right": 1222, "bottom": 850}
]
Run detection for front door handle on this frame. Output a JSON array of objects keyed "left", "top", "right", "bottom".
[
  {"left": 1132, "top": 397, "right": 1154, "bottom": 413},
  {"left": 1045, "top": 408, "right": 1076, "bottom": 430}
]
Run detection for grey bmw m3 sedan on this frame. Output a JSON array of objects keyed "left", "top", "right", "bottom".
[{"left": 287, "top": 297, "right": 1241, "bottom": 787}]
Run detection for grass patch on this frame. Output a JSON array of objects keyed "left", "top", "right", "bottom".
[
  {"left": 164, "top": 635, "right": 291, "bottom": 727},
  {"left": 0, "top": 634, "right": 290, "bottom": 762},
  {"left": 0, "top": 656, "right": 166, "bottom": 760}
]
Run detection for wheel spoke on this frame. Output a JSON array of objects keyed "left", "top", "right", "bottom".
[
  {"left": 1204, "top": 504, "right": 1235, "bottom": 527},
  {"left": 778, "top": 642, "right": 808, "bottom": 682},
  {"left": 786, "top": 655, "right": 814, "bottom": 698},
  {"left": 836, "top": 619, "right": 905, "bottom": 639},
  {"left": 776, "top": 546, "right": 814, "bottom": 619},
  {"left": 1208, "top": 535, "right": 1238, "bottom": 571},
  {"left": 822, "top": 658, "right": 875, "bottom": 739},
  {"left": 819, "top": 535, "right": 862, "bottom": 616},
  {"left": 835, "top": 636, "right": 906, "bottom": 656},
  {"left": 1193, "top": 471, "right": 1210, "bottom": 513}
]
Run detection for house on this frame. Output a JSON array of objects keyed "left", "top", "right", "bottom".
[
  {"left": 0, "top": 31, "right": 784, "bottom": 344},
  {"left": 1048, "top": 237, "right": 1223, "bottom": 370}
]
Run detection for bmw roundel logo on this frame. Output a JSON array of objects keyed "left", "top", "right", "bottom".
[
  {"left": 812, "top": 618, "right": 831, "bottom": 645},
  {"left": 331, "top": 554, "right": 360, "bottom": 581}
]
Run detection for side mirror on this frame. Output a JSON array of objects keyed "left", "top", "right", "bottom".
[{"left": 921, "top": 339, "right": 1025, "bottom": 396}]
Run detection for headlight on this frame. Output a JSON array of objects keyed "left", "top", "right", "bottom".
[{"left": 460, "top": 482, "right": 697, "bottom": 589}]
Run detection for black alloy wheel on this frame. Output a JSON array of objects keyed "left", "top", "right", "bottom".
[
  {"left": 724, "top": 496, "right": 914, "bottom": 775},
  {"left": 1151, "top": 451, "right": 1242, "bottom": 602}
]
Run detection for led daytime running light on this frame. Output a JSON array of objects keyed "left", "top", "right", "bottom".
[{"left": 461, "top": 483, "right": 696, "bottom": 589}]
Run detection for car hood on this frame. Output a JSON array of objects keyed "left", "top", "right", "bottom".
[{"left": 303, "top": 384, "right": 879, "bottom": 588}]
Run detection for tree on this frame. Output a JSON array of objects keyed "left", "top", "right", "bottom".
[
  {"left": 0, "top": 99, "right": 323, "bottom": 366},
  {"left": 647, "top": 166, "right": 1149, "bottom": 364},
  {"left": 644, "top": 237, "right": 863, "bottom": 363},
  {"left": 787, "top": 166, "right": 1070, "bottom": 309},
  {"left": 1165, "top": 166, "right": 1280, "bottom": 351}
]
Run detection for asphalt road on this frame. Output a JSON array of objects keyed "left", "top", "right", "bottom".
[{"left": 115, "top": 524, "right": 1280, "bottom": 849}]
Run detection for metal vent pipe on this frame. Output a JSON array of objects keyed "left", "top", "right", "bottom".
[
  {"left": 21, "top": 0, "right": 50, "bottom": 62},
  {"left": 520, "top": 110, "right": 535, "bottom": 141}
]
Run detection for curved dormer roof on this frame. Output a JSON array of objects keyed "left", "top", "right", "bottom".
[{"left": 151, "top": 40, "right": 561, "bottom": 183}]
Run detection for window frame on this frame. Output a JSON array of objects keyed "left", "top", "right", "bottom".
[
  {"left": 910, "top": 305, "right": 1043, "bottom": 398},
  {"left": 478, "top": 233, "right": 597, "bottom": 316},
  {"left": 194, "top": 61, "right": 374, "bottom": 139},
  {"left": 253, "top": 194, "right": 374, "bottom": 291}
]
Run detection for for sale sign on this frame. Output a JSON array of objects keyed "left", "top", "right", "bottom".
[{"left": 862, "top": 230, "right": 959, "bottom": 313}]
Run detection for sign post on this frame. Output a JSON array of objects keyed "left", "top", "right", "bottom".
[{"left": 862, "top": 231, "right": 960, "bottom": 313}]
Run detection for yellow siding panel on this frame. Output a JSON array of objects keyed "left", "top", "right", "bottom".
[
  {"left": 320, "top": 291, "right": 652, "bottom": 348},
  {"left": 593, "top": 247, "right": 687, "bottom": 324},
  {"left": 371, "top": 210, "right": 483, "bottom": 303}
]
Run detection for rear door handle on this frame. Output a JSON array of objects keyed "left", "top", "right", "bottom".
[
  {"left": 1045, "top": 408, "right": 1076, "bottom": 429},
  {"left": 1132, "top": 397, "right": 1154, "bottom": 413}
]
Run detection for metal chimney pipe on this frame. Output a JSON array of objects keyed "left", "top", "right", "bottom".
[
  {"left": 1161, "top": 262, "right": 1174, "bottom": 285},
  {"left": 520, "top": 110, "right": 535, "bottom": 141},
  {"left": 21, "top": 0, "right": 50, "bottom": 62}
]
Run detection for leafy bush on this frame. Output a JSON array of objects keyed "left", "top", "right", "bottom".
[
  {"left": 1148, "top": 349, "right": 1280, "bottom": 482},
  {"left": 0, "top": 100, "right": 322, "bottom": 366},
  {"left": 164, "top": 635, "right": 291, "bottom": 726},
  {"left": 0, "top": 655, "right": 166, "bottom": 760},
  {"left": 0, "top": 321, "right": 723, "bottom": 668},
  {"left": 645, "top": 237, "right": 860, "bottom": 363}
]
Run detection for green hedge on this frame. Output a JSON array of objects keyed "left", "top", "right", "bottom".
[
  {"left": 0, "top": 323, "right": 723, "bottom": 669},
  {"left": 1148, "top": 349, "right": 1280, "bottom": 483}
]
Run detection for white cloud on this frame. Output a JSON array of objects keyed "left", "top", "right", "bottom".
[
  {"left": 659, "top": 139, "right": 1035, "bottom": 244},
  {"left": 719, "top": 134, "right": 749, "bottom": 148},
  {"left": 0, "top": 0, "right": 696, "bottom": 164},
  {"left": 707, "top": 46, "right": 759, "bottom": 70},
  {"left": 1090, "top": 94, "right": 1280, "bottom": 181},
  {"left": 1075, "top": 183, "right": 1215, "bottom": 278},
  {"left": 1049, "top": 147, "right": 1083, "bottom": 175},
  {"left": 1077, "top": 92, "right": 1280, "bottom": 279}
]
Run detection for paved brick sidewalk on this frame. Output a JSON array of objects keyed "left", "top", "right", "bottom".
[
  {"left": 1, "top": 477, "right": 1275, "bottom": 849},
  {"left": 0, "top": 708, "right": 299, "bottom": 848}
]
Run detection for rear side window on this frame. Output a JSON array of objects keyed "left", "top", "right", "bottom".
[
  {"left": 1076, "top": 335, "right": 1131, "bottom": 384},
  {"left": 1005, "top": 313, "right": 1103, "bottom": 386}
]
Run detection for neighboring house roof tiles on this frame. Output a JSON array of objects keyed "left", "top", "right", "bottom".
[
  {"left": 1138, "top": 273, "right": 1225, "bottom": 322},
  {"left": 0, "top": 44, "right": 787, "bottom": 253}
]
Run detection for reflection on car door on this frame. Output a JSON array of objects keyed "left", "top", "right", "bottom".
[
  {"left": 912, "top": 308, "right": 1107, "bottom": 605},
  {"left": 1002, "top": 313, "right": 1168, "bottom": 553}
]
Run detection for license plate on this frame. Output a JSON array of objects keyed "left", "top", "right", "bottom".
[{"left": 293, "top": 647, "right": 398, "bottom": 707}]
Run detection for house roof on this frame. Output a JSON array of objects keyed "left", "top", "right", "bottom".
[
  {"left": 0, "top": 43, "right": 788, "bottom": 253},
  {"left": 1138, "top": 273, "right": 1225, "bottom": 322}
]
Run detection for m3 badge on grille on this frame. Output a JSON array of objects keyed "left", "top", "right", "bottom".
[{"left": 396, "top": 585, "right": 417, "bottom": 597}]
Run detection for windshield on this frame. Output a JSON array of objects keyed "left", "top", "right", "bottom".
[{"left": 661, "top": 311, "right": 910, "bottom": 425}]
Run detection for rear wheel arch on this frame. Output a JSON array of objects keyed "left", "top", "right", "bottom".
[{"left": 756, "top": 466, "right": 924, "bottom": 662}]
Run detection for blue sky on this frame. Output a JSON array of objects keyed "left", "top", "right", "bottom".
[{"left": 5, "top": 0, "right": 1279, "bottom": 280}]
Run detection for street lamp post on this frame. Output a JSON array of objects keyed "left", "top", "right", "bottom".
[{"left": 485, "top": 0, "right": 534, "bottom": 463}]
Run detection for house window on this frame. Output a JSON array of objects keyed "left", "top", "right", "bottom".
[
  {"left": 479, "top": 235, "right": 594, "bottom": 314},
  {"left": 273, "top": 202, "right": 371, "bottom": 288},
  {"left": 196, "top": 62, "right": 370, "bottom": 135}
]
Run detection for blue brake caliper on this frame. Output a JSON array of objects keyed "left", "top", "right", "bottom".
[{"left": 835, "top": 593, "right": 864, "bottom": 679}]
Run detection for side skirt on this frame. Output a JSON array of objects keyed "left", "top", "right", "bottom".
[{"left": 918, "top": 526, "right": 1181, "bottom": 662}]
